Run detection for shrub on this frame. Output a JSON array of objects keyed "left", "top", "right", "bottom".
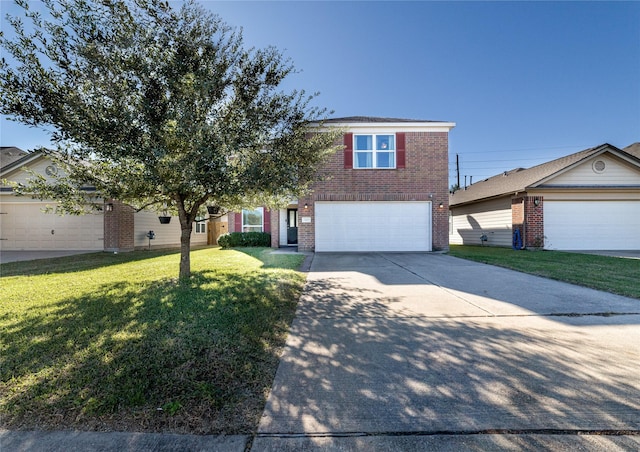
[{"left": 218, "top": 232, "right": 271, "bottom": 248}]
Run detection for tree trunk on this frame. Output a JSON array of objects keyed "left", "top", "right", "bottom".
[
  {"left": 176, "top": 197, "right": 193, "bottom": 280},
  {"left": 179, "top": 222, "right": 192, "bottom": 280}
]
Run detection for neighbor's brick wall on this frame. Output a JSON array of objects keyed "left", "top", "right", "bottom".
[
  {"left": 524, "top": 196, "right": 544, "bottom": 248},
  {"left": 298, "top": 131, "right": 450, "bottom": 251},
  {"left": 512, "top": 195, "right": 544, "bottom": 248},
  {"left": 103, "top": 199, "right": 134, "bottom": 252}
]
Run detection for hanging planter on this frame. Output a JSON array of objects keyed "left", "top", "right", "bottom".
[
  {"left": 158, "top": 216, "right": 171, "bottom": 224},
  {"left": 207, "top": 205, "right": 220, "bottom": 215}
]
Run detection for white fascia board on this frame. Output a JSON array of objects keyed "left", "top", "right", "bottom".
[{"left": 311, "top": 121, "right": 456, "bottom": 133}]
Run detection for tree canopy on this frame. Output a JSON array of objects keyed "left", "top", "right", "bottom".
[{"left": 0, "top": 0, "right": 341, "bottom": 278}]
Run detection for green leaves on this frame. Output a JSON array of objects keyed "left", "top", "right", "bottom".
[{"left": 1, "top": 0, "right": 340, "bottom": 277}]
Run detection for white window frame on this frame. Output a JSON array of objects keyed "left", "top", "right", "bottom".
[
  {"left": 242, "top": 207, "right": 264, "bottom": 232},
  {"left": 353, "top": 133, "right": 396, "bottom": 169},
  {"left": 195, "top": 218, "right": 207, "bottom": 234}
]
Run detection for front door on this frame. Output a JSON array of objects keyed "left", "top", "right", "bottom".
[{"left": 287, "top": 209, "right": 298, "bottom": 245}]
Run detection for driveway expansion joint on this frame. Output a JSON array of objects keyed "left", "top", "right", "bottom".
[{"left": 256, "top": 429, "right": 640, "bottom": 438}]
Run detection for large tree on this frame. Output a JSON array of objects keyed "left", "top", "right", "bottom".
[{"left": 0, "top": 0, "right": 340, "bottom": 279}]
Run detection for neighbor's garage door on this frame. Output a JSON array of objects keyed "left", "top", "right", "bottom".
[
  {"left": 544, "top": 200, "right": 640, "bottom": 250},
  {"left": 0, "top": 202, "right": 104, "bottom": 251},
  {"left": 315, "top": 201, "right": 431, "bottom": 252}
]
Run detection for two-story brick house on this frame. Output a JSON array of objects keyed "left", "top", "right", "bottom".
[{"left": 224, "top": 116, "right": 456, "bottom": 252}]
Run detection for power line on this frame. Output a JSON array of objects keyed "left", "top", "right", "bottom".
[{"left": 450, "top": 144, "right": 593, "bottom": 154}]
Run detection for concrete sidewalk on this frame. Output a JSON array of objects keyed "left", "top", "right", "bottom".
[{"left": 254, "top": 252, "right": 640, "bottom": 450}]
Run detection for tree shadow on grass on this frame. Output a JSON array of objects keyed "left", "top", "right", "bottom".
[
  {"left": 0, "top": 246, "right": 216, "bottom": 277},
  {"left": 0, "top": 268, "right": 303, "bottom": 434}
]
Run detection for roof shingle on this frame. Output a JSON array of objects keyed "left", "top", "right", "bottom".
[{"left": 449, "top": 143, "right": 638, "bottom": 206}]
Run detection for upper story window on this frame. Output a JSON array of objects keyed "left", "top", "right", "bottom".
[
  {"left": 242, "top": 207, "right": 263, "bottom": 232},
  {"left": 354, "top": 134, "right": 396, "bottom": 169}
]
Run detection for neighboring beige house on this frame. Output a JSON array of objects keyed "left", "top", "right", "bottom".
[
  {"left": 449, "top": 143, "right": 640, "bottom": 251},
  {"left": 0, "top": 148, "right": 207, "bottom": 252}
]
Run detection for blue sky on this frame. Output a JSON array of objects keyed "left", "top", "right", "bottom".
[{"left": 2, "top": 1, "right": 639, "bottom": 187}]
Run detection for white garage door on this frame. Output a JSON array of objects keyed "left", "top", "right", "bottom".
[
  {"left": 315, "top": 201, "right": 431, "bottom": 252},
  {"left": 544, "top": 201, "right": 640, "bottom": 250},
  {"left": 0, "top": 202, "right": 104, "bottom": 251}
]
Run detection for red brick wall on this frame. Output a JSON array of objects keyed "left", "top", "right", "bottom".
[
  {"left": 298, "top": 131, "right": 450, "bottom": 251},
  {"left": 103, "top": 199, "right": 134, "bottom": 252},
  {"left": 270, "top": 209, "right": 280, "bottom": 248},
  {"left": 524, "top": 196, "right": 544, "bottom": 248}
]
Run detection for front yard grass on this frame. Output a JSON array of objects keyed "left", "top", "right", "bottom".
[
  {"left": 448, "top": 245, "right": 640, "bottom": 299},
  {"left": 0, "top": 247, "right": 305, "bottom": 434}
]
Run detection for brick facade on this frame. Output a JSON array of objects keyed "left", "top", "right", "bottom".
[
  {"left": 298, "top": 131, "right": 451, "bottom": 251},
  {"left": 512, "top": 195, "right": 544, "bottom": 249},
  {"left": 103, "top": 199, "right": 135, "bottom": 252},
  {"left": 524, "top": 196, "right": 544, "bottom": 248}
]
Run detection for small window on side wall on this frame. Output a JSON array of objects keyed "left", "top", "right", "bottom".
[
  {"left": 353, "top": 134, "right": 395, "bottom": 169},
  {"left": 242, "top": 208, "right": 263, "bottom": 232},
  {"left": 195, "top": 218, "right": 207, "bottom": 234}
]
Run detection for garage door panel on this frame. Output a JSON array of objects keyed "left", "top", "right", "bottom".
[
  {"left": 0, "top": 203, "right": 103, "bottom": 251},
  {"left": 544, "top": 201, "right": 640, "bottom": 250},
  {"left": 315, "top": 202, "right": 431, "bottom": 252}
]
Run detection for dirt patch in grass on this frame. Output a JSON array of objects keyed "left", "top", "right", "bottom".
[{"left": 0, "top": 247, "right": 305, "bottom": 434}]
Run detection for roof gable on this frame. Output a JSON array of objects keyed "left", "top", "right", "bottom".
[
  {"left": 450, "top": 143, "right": 640, "bottom": 206},
  {"left": 540, "top": 153, "right": 640, "bottom": 187},
  {"left": 0, "top": 151, "right": 45, "bottom": 178}
]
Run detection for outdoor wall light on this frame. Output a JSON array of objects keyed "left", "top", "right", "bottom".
[
  {"left": 534, "top": 198, "right": 541, "bottom": 206},
  {"left": 106, "top": 203, "right": 114, "bottom": 212},
  {"left": 439, "top": 202, "right": 444, "bottom": 209},
  {"left": 304, "top": 203, "right": 308, "bottom": 209}
]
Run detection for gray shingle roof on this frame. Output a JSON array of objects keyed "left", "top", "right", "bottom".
[
  {"left": 0, "top": 147, "right": 28, "bottom": 170},
  {"left": 624, "top": 142, "right": 640, "bottom": 158},
  {"left": 323, "top": 116, "right": 444, "bottom": 123},
  {"left": 450, "top": 143, "right": 638, "bottom": 206}
]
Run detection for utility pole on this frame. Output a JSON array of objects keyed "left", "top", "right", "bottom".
[{"left": 456, "top": 154, "right": 460, "bottom": 189}]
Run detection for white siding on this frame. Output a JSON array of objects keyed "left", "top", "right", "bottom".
[
  {"left": 450, "top": 197, "right": 512, "bottom": 246},
  {"left": 548, "top": 155, "right": 640, "bottom": 186},
  {"left": 134, "top": 210, "right": 207, "bottom": 249}
]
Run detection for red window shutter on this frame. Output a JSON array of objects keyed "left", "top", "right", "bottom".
[
  {"left": 263, "top": 208, "right": 270, "bottom": 233},
  {"left": 234, "top": 212, "right": 242, "bottom": 232},
  {"left": 396, "top": 132, "right": 406, "bottom": 169},
  {"left": 344, "top": 133, "right": 353, "bottom": 169}
]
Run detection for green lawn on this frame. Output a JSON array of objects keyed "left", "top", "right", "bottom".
[
  {"left": 0, "top": 247, "right": 306, "bottom": 434},
  {"left": 448, "top": 245, "right": 640, "bottom": 299}
]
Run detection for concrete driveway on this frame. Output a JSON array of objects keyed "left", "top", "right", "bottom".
[
  {"left": 0, "top": 250, "right": 98, "bottom": 264},
  {"left": 253, "top": 253, "right": 640, "bottom": 451}
]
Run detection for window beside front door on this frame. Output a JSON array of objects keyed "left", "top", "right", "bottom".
[
  {"left": 242, "top": 207, "right": 263, "bottom": 232},
  {"left": 353, "top": 134, "right": 396, "bottom": 169}
]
